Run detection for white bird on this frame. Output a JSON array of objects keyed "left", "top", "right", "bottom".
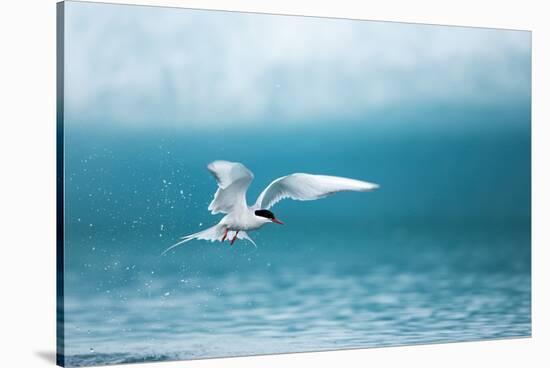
[{"left": 162, "top": 160, "right": 379, "bottom": 255}]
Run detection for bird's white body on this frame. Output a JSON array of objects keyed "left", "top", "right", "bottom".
[
  {"left": 162, "top": 161, "right": 379, "bottom": 254},
  {"left": 220, "top": 209, "right": 271, "bottom": 232}
]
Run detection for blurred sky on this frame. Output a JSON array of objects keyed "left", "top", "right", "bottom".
[{"left": 63, "top": 1, "right": 531, "bottom": 130}]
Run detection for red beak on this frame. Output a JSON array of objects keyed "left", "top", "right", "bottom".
[{"left": 272, "top": 218, "right": 284, "bottom": 225}]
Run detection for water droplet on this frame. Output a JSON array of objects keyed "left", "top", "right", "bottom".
[
  {"left": 90, "top": 348, "right": 94, "bottom": 353},
  {"left": 164, "top": 292, "right": 170, "bottom": 297}
]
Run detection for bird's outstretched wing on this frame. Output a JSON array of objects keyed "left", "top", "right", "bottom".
[
  {"left": 254, "top": 173, "right": 379, "bottom": 210},
  {"left": 207, "top": 160, "right": 254, "bottom": 214}
]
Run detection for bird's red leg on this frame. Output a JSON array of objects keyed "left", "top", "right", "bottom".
[
  {"left": 230, "top": 231, "right": 239, "bottom": 245},
  {"left": 221, "top": 228, "right": 228, "bottom": 242}
]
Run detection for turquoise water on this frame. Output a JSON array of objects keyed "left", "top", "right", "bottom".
[{"left": 61, "top": 106, "right": 531, "bottom": 366}]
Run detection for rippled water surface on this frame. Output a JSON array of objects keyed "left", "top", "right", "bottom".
[{"left": 62, "top": 223, "right": 530, "bottom": 366}]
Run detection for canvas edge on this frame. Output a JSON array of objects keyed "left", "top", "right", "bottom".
[{"left": 56, "top": 1, "right": 66, "bottom": 367}]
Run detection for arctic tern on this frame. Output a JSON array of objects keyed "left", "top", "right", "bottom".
[{"left": 162, "top": 160, "right": 378, "bottom": 254}]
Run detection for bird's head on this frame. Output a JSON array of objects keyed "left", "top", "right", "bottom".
[{"left": 255, "top": 209, "right": 284, "bottom": 225}]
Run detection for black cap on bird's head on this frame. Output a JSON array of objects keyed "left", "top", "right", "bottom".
[{"left": 255, "top": 209, "right": 284, "bottom": 224}]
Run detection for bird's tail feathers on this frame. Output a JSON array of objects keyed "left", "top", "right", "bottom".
[
  {"left": 161, "top": 224, "right": 225, "bottom": 255},
  {"left": 237, "top": 231, "right": 257, "bottom": 248}
]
